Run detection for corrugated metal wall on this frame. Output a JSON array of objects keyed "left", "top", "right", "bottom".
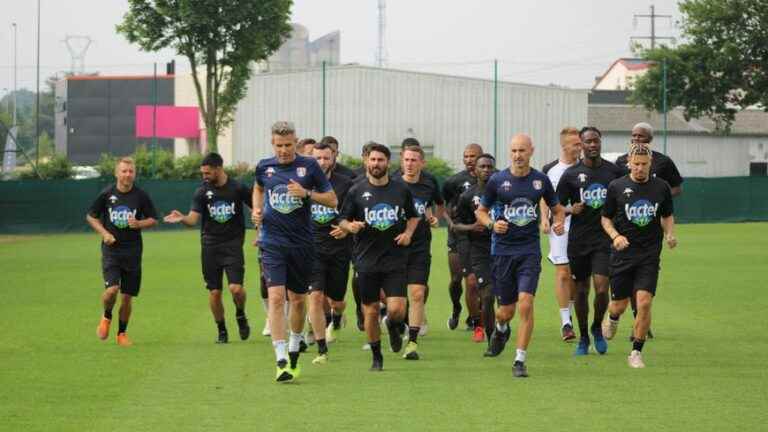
[
  {"left": 601, "top": 132, "right": 765, "bottom": 177},
  {"left": 233, "top": 66, "right": 587, "bottom": 170}
]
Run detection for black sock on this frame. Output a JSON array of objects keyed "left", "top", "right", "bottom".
[
  {"left": 409, "top": 327, "right": 420, "bottom": 344},
  {"left": 317, "top": 338, "right": 328, "bottom": 354},
  {"left": 325, "top": 312, "right": 333, "bottom": 327},
  {"left": 633, "top": 338, "right": 645, "bottom": 352},
  {"left": 332, "top": 313, "right": 342, "bottom": 328},
  {"left": 386, "top": 317, "right": 401, "bottom": 334},
  {"left": 216, "top": 320, "right": 226, "bottom": 333},
  {"left": 118, "top": 320, "right": 128, "bottom": 334},
  {"left": 235, "top": 307, "right": 245, "bottom": 319},
  {"left": 370, "top": 340, "right": 382, "bottom": 359},
  {"left": 104, "top": 308, "right": 113, "bottom": 320},
  {"left": 289, "top": 351, "right": 299, "bottom": 369},
  {"left": 449, "top": 280, "right": 463, "bottom": 312}
]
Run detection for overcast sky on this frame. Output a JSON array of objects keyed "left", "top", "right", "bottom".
[{"left": 0, "top": 0, "right": 683, "bottom": 95}]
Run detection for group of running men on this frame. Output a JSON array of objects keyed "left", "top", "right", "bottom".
[{"left": 87, "top": 120, "right": 680, "bottom": 381}]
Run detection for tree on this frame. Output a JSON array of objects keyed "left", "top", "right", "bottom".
[
  {"left": 117, "top": 0, "right": 293, "bottom": 151},
  {"left": 631, "top": 0, "right": 768, "bottom": 130}
]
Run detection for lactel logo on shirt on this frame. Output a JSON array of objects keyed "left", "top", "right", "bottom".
[
  {"left": 413, "top": 198, "right": 427, "bottom": 217},
  {"left": 268, "top": 184, "right": 303, "bottom": 214},
  {"left": 364, "top": 204, "right": 400, "bottom": 231},
  {"left": 502, "top": 198, "right": 537, "bottom": 227},
  {"left": 580, "top": 183, "right": 608, "bottom": 209},
  {"left": 311, "top": 204, "right": 337, "bottom": 225},
  {"left": 109, "top": 206, "right": 136, "bottom": 229},
  {"left": 208, "top": 201, "right": 236, "bottom": 223},
  {"left": 625, "top": 199, "right": 659, "bottom": 227}
]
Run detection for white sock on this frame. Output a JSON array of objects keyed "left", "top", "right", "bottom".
[
  {"left": 515, "top": 349, "right": 527, "bottom": 363},
  {"left": 560, "top": 308, "right": 572, "bottom": 327},
  {"left": 496, "top": 322, "right": 509, "bottom": 332},
  {"left": 288, "top": 331, "right": 302, "bottom": 353},
  {"left": 273, "top": 340, "right": 287, "bottom": 362}
]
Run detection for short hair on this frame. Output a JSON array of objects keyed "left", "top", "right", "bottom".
[
  {"left": 465, "top": 143, "right": 483, "bottom": 153},
  {"left": 560, "top": 127, "right": 580, "bottom": 137},
  {"left": 628, "top": 142, "right": 652, "bottom": 159},
  {"left": 402, "top": 145, "right": 424, "bottom": 160},
  {"left": 367, "top": 142, "right": 391, "bottom": 160},
  {"left": 632, "top": 122, "right": 654, "bottom": 137},
  {"left": 117, "top": 157, "right": 135, "bottom": 166},
  {"left": 200, "top": 152, "right": 224, "bottom": 168},
  {"left": 313, "top": 142, "right": 334, "bottom": 152},
  {"left": 401, "top": 137, "right": 421, "bottom": 149},
  {"left": 299, "top": 138, "right": 316, "bottom": 147},
  {"left": 271, "top": 121, "right": 296, "bottom": 136},
  {"left": 476, "top": 153, "right": 496, "bottom": 164},
  {"left": 361, "top": 141, "right": 377, "bottom": 157},
  {"left": 579, "top": 126, "right": 602, "bottom": 138},
  {"left": 320, "top": 136, "right": 339, "bottom": 147}
]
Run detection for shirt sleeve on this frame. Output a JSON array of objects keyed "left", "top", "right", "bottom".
[
  {"left": 542, "top": 176, "right": 558, "bottom": 208},
  {"left": 663, "top": 157, "right": 684, "bottom": 188},
  {"left": 615, "top": 155, "right": 630, "bottom": 175},
  {"left": 480, "top": 176, "right": 497, "bottom": 209},
  {"left": 88, "top": 191, "right": 107, "bottom": 218},
  {"left": 455, "top": 192, "right": 471, "bottom": 224},
  {"left": 310, "top": 160, "right": 333, "bottom": 193},
  {"left": 442, "top": 177, "right": 455, "bottom": 205},
  {"left": 602, "top": 182, "right": 618, "bottom": 218},
  {"left": 140, "top": 191, "right": 159, "bottom": 220},
  {"left": 659, "top": 183, "right": 674, "bottom": 217},
  {"left": 556, "top": 173, "right": 573, "bottom": 207},
  {"left": 339, "top": 185, "right": 358, "bottom": 221},
  {"left": 431, "top": 177, "right": 445, "bottom": 206},
  {"left": 254, "top": 162, "right": 265, "bottom": 188},
  {"left": 190, "top": 187, "right": 205, "bottom": 213},
  {"left": 403, "top": 187, "right": 418, "bottom": 219},
  {"left": 240, "top": 183, "right": 254, "bottom": 209}
]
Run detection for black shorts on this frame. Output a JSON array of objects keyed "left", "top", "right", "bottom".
[
  {"left": 309, "top": 252, "right": 351, "bottom": 302},
  {"left": 260, "top": 243, "right": 315, "bottom": 294},
  {"left": 568, "top": 248, "right": 610, "bottom": 282},
  {"left": 456, "top": 235, "right": 473, "bottom": 276},
  {"left": 406, "top": 247, "right": 431, "bottom": 285},
  {"left": 470, "top": 241, "right": 492, "bottom": 288},
  {"left": 447, "top": 228, "right": 458, "bottom": 253},
  {"left": 102, "top": 249, "right": 142, "bottom": 297},
  {"left": 491, "top": 253, "right": 542, "bottom": 305},
  {"left": 609, "top": 253, "right": 660, "bottom": 300},
  {"left": 357, "top": 271, "right": 407, "bottom": 304},
  {"left": 202, "top": 240, "right": 245, "bottom": 291}
]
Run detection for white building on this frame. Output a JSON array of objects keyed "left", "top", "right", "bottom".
[
  {"left": 593, "top": 58, "right": 652, "bottom": 90},
  {"left": 232, "top": 65, "right": 588, "bottom": 170}
]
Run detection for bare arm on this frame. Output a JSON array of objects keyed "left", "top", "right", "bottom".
[
  {"left": 661, "top": 215, "right": 677, "bottom": 248},
  {"left": 394, "top": 217, "right": 421, "bottom": 246},
  {"left": 163, "top": 210, "right": 201, "bottom": 227},
  {"left": 671, "top": 186, "right": 682, "bottom": 197},
  {"left": 251, "top": 185, "right": 265, "bottom": 227},
  {"left": 601, "top": 215, "right": 629, "bottom": 251},
  {"left": 310, "top": 190, "right": 338, "bottom": 209},
  {"left": 549, "top": 203, "right": 566, "bottom": 235},
  {"left": 539, "top": 198, "right": 551, "bottom": 233},
  {"left": 86, "top": 214, "right": 116, "bottom": 245},
  {"left": 128, "top": 216, "right": 157, "bottom": 230}
]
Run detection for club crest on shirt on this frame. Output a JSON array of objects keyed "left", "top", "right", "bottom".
[
  {"left": 108, "top": 195, "right": 118, "bottom": 204},
  {"left": 472, "top": 195, "right": 481, "bottom": 208},
  {"left": 533, "top": 180, "right": 543, "bottom": 190},
  {"left": 362, "top": 191, "right": 373, "bottom": 201},
  {"left": 578, "top": 173, "right": 588, "bottom": 183},
  {"left": 501, "top": 180, "right": 512, "bottom": 191},
  {"left": 623, "top": 188, "right": 634, "bottom": 197},
  {"left": 266, "top": 167, "right": 275, "bottom": 178},
  {"left": 205, "top": 190, "right": 214, "bottom": 200},
  {"left": 461, "top": 181, "right": 472, "bottom": 191},
  {"left": 296, "top": 167, "right": 307, "bottom": 178}
]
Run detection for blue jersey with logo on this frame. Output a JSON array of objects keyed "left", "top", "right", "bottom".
[
  {"left": 603, "top": 175, "right": 673, "bottom": 259},
  {"left": 191, "top": 178, "right": 252, "bottom": 246},
  {"left": 557, "top": 159, "right": 624, "bottom": 256},
  {"left": 480, "top": 168, "right": 557, "bottom": 256},
  {"left": 255, "top": 155, "right": 332, "bottom": 248},
  {"left": 88, "top": 184, "right": 158, "bottom": 252}
]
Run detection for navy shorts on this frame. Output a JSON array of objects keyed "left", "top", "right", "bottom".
[
  {"left": 470, "top": 241, "right": 492, "bottom": 288},
  {"left": 259, "top": 243, "right": 315, "bottom": 294},
  {"left": 491, "top": 253, "right": 542, "bottom": 305},
  {"left": 456, "top": 235, "right": 473, "bottom": 276}
]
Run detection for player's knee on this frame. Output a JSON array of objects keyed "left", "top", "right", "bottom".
[
  {"left": 636, "top": 292, "right": 653, "bottom": 310},
  {"left": 409, "top": 286, "right": 425, "bottom": 303},
  {"left": 496, "top": 306, "right": 514, "bottom": 322}
]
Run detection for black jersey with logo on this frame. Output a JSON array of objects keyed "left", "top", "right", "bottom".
[
  {"left": 603, "top": 176, "right": 674, "bottom": 259},
  {"left": 395, "top": 173, "right": 444, "bottom": 252},
  {"left": 443, "top": 170, "right": 477, "bottom": 215},
  {"left": 191, "top": 178, "right": 252, "bottom": 246},
  {"left": 88, "top": 184, "right": 158, "bottom": 252},
  {"left": 557, "top": 159, "right": 625, "bottom": 256},
  {"left": 456, "top": 183, "right": 491, "bottom": 245},
  {"left": 615, "top": 150, "right": 683, "bottom": 188},
  {"left": 340, "top": 178, "right": 418, "bottom": 272},
  {"left": 311, "top": 172, "right": 353, "bottom": 256},
  {"left": 333, "top": 162, "right": 358, "bottom": 179}
]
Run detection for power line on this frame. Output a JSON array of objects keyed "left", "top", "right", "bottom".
[{"left": 631, "top": 5, "right": 675, "bottom": 50}]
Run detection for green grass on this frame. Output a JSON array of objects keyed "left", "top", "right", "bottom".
[{"left": 1, "top": 224, "right": 767, "bottom": 431}]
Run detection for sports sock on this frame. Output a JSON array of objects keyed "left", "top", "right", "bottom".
[
  {"left": 408, "top": 327, "right": 420, "bottom": 344},
  {"left": 515, "top": 349, "right": 527, "bottom": 363},
  {"left": 273, "top": 340, "right": 287, "bottom": 362},
  {"left": 325, "top": 312, "right": 333, "bottom": 327},
  {"left": 118, "top": 320, "right": 128, "bottom": 334},
  {"left": 370, "top": 340, "right": 382, "bottom": 359},
  {"left": 496, "top": 322, "right": 509, "bottom": 333},
  {"left": 104, "top": 308, "right": 113, "bottom": 320},
  {"left": 559, "top": 308, "right": 571, "bottom": 327},
  {"left": 332, "top": 313, "right": 342, "bottom": 328},
  {"left": 216, "top": 320, "right": 226, "bottom": 333},
  {"left": 449, "top": 280, "right": 463, "bottom": 312},
  {"left": 289, "top": 351, "right": 299, "bottom": 369},
  {"left": 317, "top": 338, "right": 328, "bottom": 354},
  {"left": 236, "top": 307, "right": 245, "bottom": 319},
  {"left": 288, "top": 331, "right": 302, "bottom": 352},
  {"left": 633, "top": 338, "right": 645, "bottom": 352}
]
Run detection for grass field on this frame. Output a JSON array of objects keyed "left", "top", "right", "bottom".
[{"left": 1, "top": 224, "right": 767, "bottom": 431}]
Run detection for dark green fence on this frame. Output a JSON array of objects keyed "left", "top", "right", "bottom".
[{"left": 0, "top": 177, "right": 766, "bottom": 234}]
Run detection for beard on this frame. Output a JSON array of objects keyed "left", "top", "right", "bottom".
[{"left": 368, "top": 165, "right": 387, "bottom": 179}]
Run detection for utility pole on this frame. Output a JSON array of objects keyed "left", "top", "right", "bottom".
[
  {"left": 376, "top": 0, "right": 387, "bottom": 67},
  {"left": 12, "top": 22, "right": 17, "bottom": 126},
  {"left": 631, "top": 5, "right": 674, "bottom": 50},
  {"left": 35, "top": 0, "right": 41, "bottom": 165}
]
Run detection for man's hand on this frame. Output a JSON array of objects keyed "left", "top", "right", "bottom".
[
  {"left": 287, "top": 179, "right": 308, "bottom": 198},
  {"left": 164, "top": 210, "right": 184, "bottom": 224},
  {"left": 102, "top": 232, "right": 116, "bottom": 245},
  {"left": 427, "top": 215, "right": 439, "bottom": 228},
  {"left": 471, "top": 221, "right": 487, "bottom": 233},
  {"left": 571, "top": 202, "right": 585, "bottom": 215},
  {"left": 493, "top": 220, "right": 509, "bottom": 234},
  {"left": 552, "top": 221, "right": 565, "bottom": 236},
  {"left": 127, "top": 214, "right": 140, "bottom": 229},
  {"left": 345, "top": 221, "right": 366, "bottom": 234},
  {"left": 330, "top": 224, "right": 348, "bottom": 239},
  {"left": 251, "top": 208, "right": 263, "bottom": 227},
  {"left": 540, "top": 218, "right": 551, "bottom": 234},
  {"left": 666, "top": 233, "right": 677, "bottom": 249},
  {"left": 394, "top": 231, "right": 412, "bottom": 246},
  {"left": 613, "top": 235, "right": 630, "bottom": 251}
]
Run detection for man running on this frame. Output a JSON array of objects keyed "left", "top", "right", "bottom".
[
  {"left": 452, "top": 153, "right": 496, "bottom": 346},
  {"left": 556, "top": 128, "right": 624, "bottom": 355},
  {"left": 339, "top": 143, "right": 419, "bottom": 371},
  {"left": 163, "top": 152, "right": 253, "bottom": 344},
  {"left": 541, "top": 127, "right": 581, "bottom": 342},
  {"left": 252, "top": 121, "right": 337, "bottom": 382},
  {"left": 306, "top": 142, "right": 353, "bottom": 365},
  {"left": 601, "top": 142, "right": 677, "bottom": 368},
  {"left": 476, "top": 134, "right": 565, "bottom": 378},
  {"left": 442, "top": 143, "right": 483, "bottom": 330},
  {"left": 88, "top": 157, "right": 158, "bottom": 347},
  {"left": 319, "top": 135, "right": 358, "bottom": 179}
]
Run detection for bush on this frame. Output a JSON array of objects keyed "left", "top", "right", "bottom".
[
  {"left": 424, "top": 157, "right": 455, "bottom": 181},
  {"left": 173, "top": 154, "right": 204, "bottom": 179},
  {"left": 339, "top": 154, "right": 362, "bottom": 169},
  {"left": 18, "top": 154, "right": 73, "bottom": 179},
  {"left": 96, "top": 153, "right": 117, "bottom": 178},
  {"left": 224, "top": 162, "right": 253, "bottom": 181},
  {"left": 132, "top": 146, "right": 175, "bottom": 180}
]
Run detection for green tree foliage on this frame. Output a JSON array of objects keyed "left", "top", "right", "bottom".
[
  {"left": 18, "top": 154, "right": 72, "bottom": 179},
  {"left": 632, "top": 0, "right": 768, "bottom": 130},
  {"left": 117, "top": 0, "right": 293, "bottom": 152}
]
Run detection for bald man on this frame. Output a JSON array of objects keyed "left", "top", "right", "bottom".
[{"left": 475, "top": 134, "right": 566, "bottom": 378}]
